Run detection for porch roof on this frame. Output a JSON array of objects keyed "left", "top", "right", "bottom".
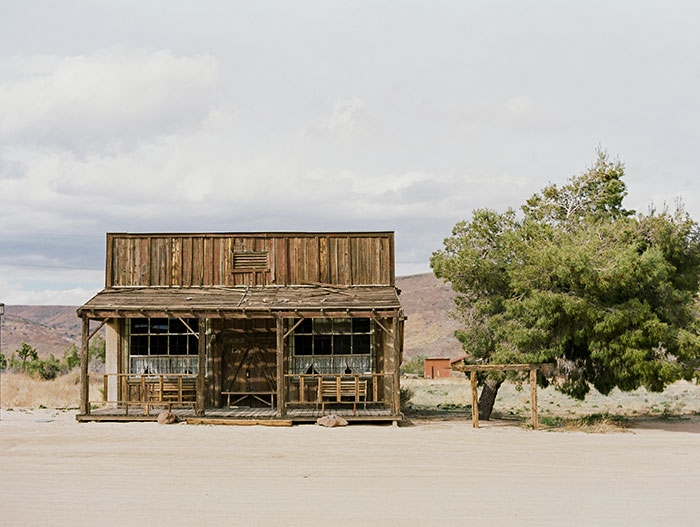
[{"left": 77, "top": 285, "right": 402, "bottom": 319}]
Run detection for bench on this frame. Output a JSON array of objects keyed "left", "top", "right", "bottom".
[
  {"left": 150, "top": 378, "right": 196, "bottom": 404},
  {"left": 320, "top": 378, "right": 367, "bottom": 414},
  {"left": 124, "top": 376, "right": 196, "bottom": 415}
]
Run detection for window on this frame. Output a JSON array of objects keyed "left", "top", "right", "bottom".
[
  {"left": 128, "top": 318, "right": 199, "bottom": 374},
  {"left": 291, "top": 318, "right": 373, "bottom": 374}
]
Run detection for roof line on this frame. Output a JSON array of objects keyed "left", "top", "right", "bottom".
[{"left": 107, "top": 231, "right": 395, "bottom": 237}]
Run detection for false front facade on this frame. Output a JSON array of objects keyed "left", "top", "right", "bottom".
[{"left": 77, "top": 232, "right": 404, "bottom": 424}]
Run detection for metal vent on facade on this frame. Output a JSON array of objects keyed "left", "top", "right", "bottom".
[{"left": 232, "top": 251, "right": 269, "bottom": 270}]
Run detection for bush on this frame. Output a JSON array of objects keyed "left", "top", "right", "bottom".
[
  {"left": 26, "top": 354, "right": 62, "bottom": 380},
  {"left": 400, "top": 386, "right": 414, "bottom": 409},
  {"left": 401, "top": 355, "right": 425, "bottom": 376},
  {"left": 89, "top": 335, "right": 106, "bottom": 363},
  {"left": 62, "top": 344, "right": 80, "bottom": 373}
]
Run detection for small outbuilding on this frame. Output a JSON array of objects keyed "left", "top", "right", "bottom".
[{"left": 424, "top": 356, "right": 467, "bottom": 379}]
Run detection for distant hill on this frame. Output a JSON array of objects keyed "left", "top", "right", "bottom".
[
  {"left": 0, "top": 273, "right": 463, "bottom": 360},
  {"left": 397, "top": 273, "right": 463, "bottom": 360},
  {"left": 1, "top": 306, "right": 80, "bottom": 359}
]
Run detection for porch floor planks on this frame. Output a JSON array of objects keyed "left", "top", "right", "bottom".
[{"left": 79, "top": 406, "right": 399, "bottom": 423}]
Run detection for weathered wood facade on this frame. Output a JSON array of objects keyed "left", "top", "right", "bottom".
[
  {"left": 106, "top": 232, "right": 394, "bottom": 288},
  {"left": 77, "top": 232, "right": 404, "bottom": 424}
]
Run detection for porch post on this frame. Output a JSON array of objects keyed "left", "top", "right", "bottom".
[
  {"left": 80, "top": 315, "right": 90, "bottom": 415},
  {"left": 196, "top": 316, "right": 206, "bottom": 416},
  {"left": 392, "top": 314, "right": 400, "bottom": 416},
  {"left": 276, "top": 315, "right": 286, "bottom": 416}
]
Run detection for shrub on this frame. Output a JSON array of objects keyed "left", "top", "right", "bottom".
[
  {"left": 401, "top": 355, "right": 425, "bottom": 376},
  {"left": 400, "top": 386, "right": 414, "bottom": 409},
  {"left": 62, "top": 344, "right": 80, "bottom": 373},
  {"left": 26, "top": 354, "right": 62, "bottom": 380}
]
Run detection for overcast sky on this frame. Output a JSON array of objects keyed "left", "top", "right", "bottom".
[{"left": 1, "top": 1, "right": 699, "bottom": 305}]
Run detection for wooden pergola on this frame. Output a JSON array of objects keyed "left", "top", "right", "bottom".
[{"left": 451, "top": 363, "right": 554, "bottom": 430}]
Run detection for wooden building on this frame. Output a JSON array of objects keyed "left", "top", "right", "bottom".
[
  {"left": 77, "top": 232, "right": 405, "bottom": 424},
  {"left": 424, "top": 356, "right": 468, "bottom": 379}
]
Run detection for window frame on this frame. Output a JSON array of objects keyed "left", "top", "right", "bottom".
[
  {"left": 290, "top": 317, "right": 375, "bottom": 374},
  {"left": 126, "top": 317, "right": 201, "bottom": 375}
]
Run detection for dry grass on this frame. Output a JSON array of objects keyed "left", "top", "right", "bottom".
[
  {"left": 403, "top": 376, "right": 700, "bottom": 417},
  {"left": 0, "top": 371, "right": 102, "bottom": 408},
  {"left": 539, "top": 414, "right": 629, "bottom": 433}
]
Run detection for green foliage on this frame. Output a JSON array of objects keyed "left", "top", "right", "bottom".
[
  {"left": 399, "top": 386, "right": 414, "bottom": 408},
  {"left": 89, "top": 335, "right": 106, "bottom": 363},
  {"left": 6, "top": 340, "right": 88, "bottom": 380},
  {"left": 62, "top": 344, "right": 80, "bottom": 373},
  {"left": 432, "top": 149, "right": 700, "bottom": 399},
  {"left": 9, "top": 342, "right": 64, "bottom": 380},
  {"left": 400, "top": 355, "right": 426, "bottom": 375},
  {"left": 59, "top": 336, "right": 104, "bottom": 374},
  {"left": 0, "top": 353, "right": 6, "bottom": 370},
  {"left": 26, "top": 354, "right": 62, "bottom": 380},
  {"left": 16, "top": 342, "right": 38, "bottom": 372},
  {"left": 8, "top": 351, "right": 21, "bottom": 371}
]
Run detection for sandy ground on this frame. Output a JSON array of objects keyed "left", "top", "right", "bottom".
[{"left": 2, "top": 409, "right": 699, "bottom": 526}]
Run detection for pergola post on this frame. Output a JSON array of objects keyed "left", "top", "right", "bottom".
[
  {"left": 80, "top": 315, "right": 90, "bottom": 415},
  {"left": 530, "top": 368, "right": 538, "bottom": 430},
  {"left": 452, "top": 363, "right": 552, "bottom": 431},
  {"left": 470, "top": 371, "right": 479, "bottom": 429},
  {"left": 276, "top": 315, "right": 286, "bottom": 417},
  {"left": 195, "top": 317, "right": 206, "bottom": 416}
]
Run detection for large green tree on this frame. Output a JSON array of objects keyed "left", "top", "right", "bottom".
[{"left": 431, "top": 150, "right": 700, "bottom": 418}]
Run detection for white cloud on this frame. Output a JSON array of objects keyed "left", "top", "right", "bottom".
[
  {"left": 0, "top": 264, "right": 102, "bottom": 305},
  {"left": 304, "top": 96, "right": 376, "bottom": 141},
  {"left": 0, "top": 278, "right": 98, "bottom": 305},
  {"left": 1, "top": 1, "right": 700, "bottom": 304},
  {"left": 0, "top": 48, "right": 220, "bottom": 149}
]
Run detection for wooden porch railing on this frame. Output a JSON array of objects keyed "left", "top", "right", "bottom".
[
  {"left": 284, "top": 373, "right": 394, "bottom": 413},
  {"left": 88, "top": 373, "right": 197, "bottom": 416}
]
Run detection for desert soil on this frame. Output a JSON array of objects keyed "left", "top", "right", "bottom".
[{"left": 2, "top": 409, "right": 699, "bottom": 526}]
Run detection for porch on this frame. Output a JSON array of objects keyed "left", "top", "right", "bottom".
[
  {"left": 77, "top": 406, "right": 397, "bottom": 424},
  {"left": 79, "top": 371, "right": 401, "bottom": 423},
  {"left": 76, "top": 285, "right": 405, "bottom": 425}
]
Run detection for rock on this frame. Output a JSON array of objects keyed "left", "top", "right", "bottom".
[
  {"left": 157, "top": 411, "right": 178, "bottom": 425},
  {"left": 316, "top": 414, "right": 348, "bottom": 427}
]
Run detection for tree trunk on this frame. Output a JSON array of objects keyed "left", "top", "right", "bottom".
[{"left": 478, "top": 378, "right": 503, "bottom": 420}]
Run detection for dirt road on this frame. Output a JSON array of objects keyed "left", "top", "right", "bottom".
[{"left": 2, "top": 410, "right": 699, "bottom": 526}]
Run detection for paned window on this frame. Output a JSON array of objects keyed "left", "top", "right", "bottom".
[
  {"left": 291, "top": 318, "right": 373, "bottom": 374},
  {"left": 128, "top": 318, "right": 199, "bottom": 374}
]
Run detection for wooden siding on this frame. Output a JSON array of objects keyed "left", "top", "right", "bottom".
[{"left": 106, "top": 232, "right": 394, "bottom": 288}]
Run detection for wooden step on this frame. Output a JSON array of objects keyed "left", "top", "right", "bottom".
[{"left": 186, "top": 418, "right": 292, "bottom": 426}]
